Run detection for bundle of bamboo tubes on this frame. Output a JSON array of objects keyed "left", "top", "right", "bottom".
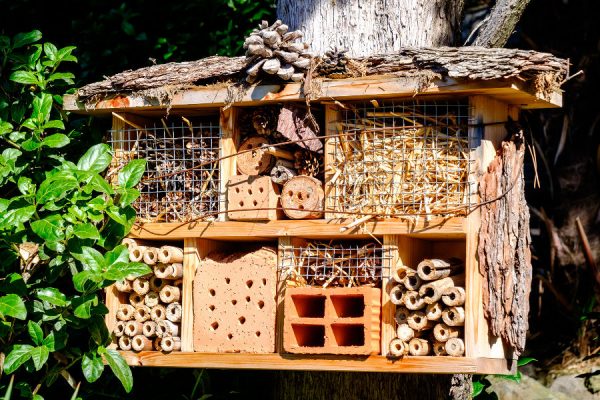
[
  {"left": 388, "top": 258, "right": 466, "bottom": 357},
  {"left": 113, "top": 239, "right": 183, "bottom": 352},
  {"left": 329, "top": 104, "right": 470, "bottom": 218},
  {"left": 282, "top": 241, "right": 384, "bottom": 288}
]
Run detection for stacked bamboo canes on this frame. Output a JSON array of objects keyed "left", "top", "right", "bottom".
[
  {"left": 388, "top": 258, "right": 466, "bottom": 357},
  {"left": 329, "top": 105, "right": 470, "bottom": 218},
  {"left": 113, "top": 239, "right": 184, "bottom": 352}
]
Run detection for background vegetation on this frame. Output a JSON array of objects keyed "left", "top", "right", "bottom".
[{"left": 0, "top": 0, "right": 598, "bottom": 398}]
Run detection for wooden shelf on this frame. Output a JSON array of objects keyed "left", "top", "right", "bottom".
[{"left": 118, "top": 351, "right": 515, "bottom": 375}]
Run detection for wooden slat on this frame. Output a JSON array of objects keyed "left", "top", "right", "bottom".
[
  {"left": 181, "top": 238, "right": 200, "bottom": 352},
  {"left": 276, "top": 237, "right": 291, "bottom": 353},
  {"left": 114, "top": 351, "right": 515, "bottom": 374},
  {"left": 63, "top": 76, "right": 561, "bottom": 115},
  {"left": 381, "top": 235, "right": 399, "bottom": 356},
  {"left": 324, "top": 104, "right": 341, "bottom": 219},
  {"left": 104, "top": 285, "right": 121, "bottom": 349},
  {"left": 218, "top": 107, "right": 238, "bottom": 221},
  {"left": 129, "top": 217, "right": 466, "bottom": 240}
]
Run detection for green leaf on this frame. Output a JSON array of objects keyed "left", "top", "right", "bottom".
[
  {"left": 106, "top": 206, "right": 136, "bottom": 227},
  {"left": 472, "top": 381, "right": 485, "bottom": 397},
  {"left": 0, "top": 205, "right": 35, "bottom": 230},
  {"left": 77, "top": 144, "right": 112, "bottom": 173},
  {"left": 33, "top": 93, "right": 53, "bottom": 123},
  {"left": 74, "top": 246, "right": 106, "bottom": 273},
  {"left": 104, "top": 245, "right": 129, "bottom": 266},
  {"left": 28, "top": 321, "right": 44, "bottom": 345},
  {"left": 0, "top": 273, "right": 27, "bottom": 296},
  {"left": 517, "top": 357, "right": 537, "bottom": 367},
  {"left": 17, "top": 176, "right": 35, "bottom": 196},
  {"left": 118, "top": 159, "right": 146, "bottom": 188},
  {"left": 72, "top": 270, "right": 101, "bottom": 293},
  {"left": 37, "top": 171, "right": 78, "bottom": 204},
  {"left": 3, "top": 374, "right": 14, "bottom": 399},
  {"left": 10, "top": 71, "right": 40, "bottom": 85},
  {"left": 72, "top": 294, "right": 97, "bottom": 319},
  {"left": 21, "top": 138, "right": 42, "bottom": 151},
  {"left": 30, "top": 346, "right": 49, "bottom": 370},
  {"left": 13, "top": 30, "right": 42, "bottom": 48},
  {"left": 82, "top": 352, "right": 104, "bottom": 383},
  {"left": 0, "top": 121, "right": 12, "bottom": 136},
  {"left": 43, "top": 42, "right": 58, "bottom": 60},
  {"left": 42, "top": 331, "right": 56, "bottom": 351},
  {"left": 98, "top": 346, "right": 133, "bottom": 393},
  {"left": 31, "top": 215, "right": 64, "bottom": 241},
  {"left": 42, "top": 120, "right": 65, "bottom": 130},
  {"left": 0, "top": 294, "right": 27, "bottom": 320},
  {"left": 36, "top": 287, "right": 68, "bottom": 307},
  {"left": 48, "top": 72, "right": 75, "bottom": 84},
  {"left": 104, "top": 262, "right": 150, "bottom": 281},
  {"left": 4, "top": 345, "right": 33, "bottom": 373},
  {"left": 73, "top": 223, "right": 100, "bottom": 240},
  {"left": 86, "top": 174, "right": 113, "bottom": 195},
  {"left": 41, "top": 133, "right": 70, "bottom": 149},
  {"left": 117, "top": 188, "right": 140, "bottom": 207}
]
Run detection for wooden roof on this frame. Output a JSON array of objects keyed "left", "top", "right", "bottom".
[{"left": 64, "top": 47, "right": 568, "bottom": 113}]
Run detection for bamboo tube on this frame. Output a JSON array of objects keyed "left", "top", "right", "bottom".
[
  {"left": 392, "top": 267, "right": 415, "bottom": 284},
  {"left": 445, "top": 337, "right": 465, "bottom": 356},
  {"left": 151, "top": 304, "right": 166, "bottom": 322},
  {"left": 118, "top": 336, "right": 132, "bottom": 351},
  {"left": 418, "top": 274, "right": 465, "bottom": 304},
  {"left": 158, "top": 246, "right": 184, "bottom": 264},
  {"left": 442, "top": 287, "right": 466, "bottom": 307},
  {"left": 129, "top": 293, "right": 144, "bottom": 307},
  {"left": 129, "top": 245, "right": 146, "bottom": 262},
  {"left": 125, "top": 320, "right": 143, "bottom": 337},
  {"left": 133, "top": 278, "right": 150, "bottom": 295},
  {"left": 389, "top": 338, "right": 409, "bottom": 357},
  {"left": 134, "top": 305, "right": 151, "bottom": 322},
  {"left": 159, "top": 285, "right": 181, "bottom": 303},
  {"left": 154, "top": 263, "right": 171, "bottom": 279},
  {"left": 142, "top": 321, "right": 157, "bottom": 337},
  {"left": 153, "top": 337, "right": 162, "bottom": 351},
  {"left": 394, "top": 307, "right": 410, "bottom": 325},
  {"left": 442, "top": 306, "right": 465, "bottom": 326},
  {"left": 160, "top": 336, "right": 181, "bottom": 352},
  {"left": 142, "top": 247, "right": 159, "bottom": 265},
  {"left": 389, "top": 285, "right": 405, "bottom": 305},
  {"left": 408, "top": 338, "right": 430, "bottom": 356},
  {"left": 144, "top": 291, "right": 160, "bottom": 307},
  {"left": 156, "top": 320, "right": 179, "bottom": 338},
  {"left": 113, "top": 321, "right": 126, "bottom": 337},
  {"left": 407, "top": 311, "right": 434, "bottom": 331},
  {"left": 433, "top": 341, "right": 448, "bottom": 356},
  {"left": 396, "top": 323, "right": 416, "bottom": 342},
  {"left": 166, "top": 263, "right": 183, "bottom": 279},
  {"left": 416, "top": 258, "right": 463, "bottom": 281},
  {"left": 433, "top": 323, "right": 461, "bottom": 342},
  {"left": 122, "top": 238, "right": 137, "bottom": 250},
  {"left": 115, "top": 279, "right": 132, "bottom": 293},
  {"left": 149, "top": 276, "right": 165, "bottom": 292},
  {"left": 131, "top": 334, "right": 153, "bottom": 351},
  {"left": 166, "top": 302, "right": 182, "bottom": 323},
  {"left": 403, "top": 273, "right": 422, "bottom": 291},
  {"left": 116, "top": 304, "right": 135, "bottom": 321},
  {"left": 263, "top": 145, "right": 295, "bottom": 160},
  {"left": 403, "top": 291, "right": 425, "bottom": 310},
  {"left": 425, "top": 302, "right": 443, "bottom": 321}
]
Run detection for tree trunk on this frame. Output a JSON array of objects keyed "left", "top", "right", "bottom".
[
  {"left": 273, "top": 1, "right": 470, "bottom": 399},
  {"left": 277, "top": 0, "right": 464, "bottom": 56}
]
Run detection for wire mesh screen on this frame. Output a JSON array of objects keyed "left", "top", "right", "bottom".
[
  {"left": 328, "top": 99, "right": 473, "bottom": 217},
  {"left": 108, "top": 119, "right": 221, "bottom": 222},
  {"left": 280, "top": 240, "right": 391, "bottom": 288}
]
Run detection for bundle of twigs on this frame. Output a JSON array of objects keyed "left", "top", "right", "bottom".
[
  {"left": 329, "top": 106, "right": 470, "bottom": 219},
  {"left": 282, "top": 241, "right": 385, "bottom": 288}
]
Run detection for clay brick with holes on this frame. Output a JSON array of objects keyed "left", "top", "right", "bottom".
[
  {"left": 193, "top": 246, "right": 277, "bottom": 352},
  {"left": 283, "top": 287, "right": 381, "bottom": 355},
  {"left": 227, "top": 175, "right": 282, "bottom": 220}
]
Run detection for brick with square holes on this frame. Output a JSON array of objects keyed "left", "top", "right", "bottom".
[{"left": 227, "top": 175, "right": 282, "bottom": 220}]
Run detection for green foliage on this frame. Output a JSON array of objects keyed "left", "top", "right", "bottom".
[
  {"left": 472, "top": 357, "right": 538, "bottom": 398},
  {"left": 0, "top": 31, "right": 146, "bottom": 397}
]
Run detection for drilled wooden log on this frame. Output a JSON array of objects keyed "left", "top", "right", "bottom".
[
  {"left": 158, "top": 246, "right": 184, "bottom": 264},
  {"left": 417, "top": 258, "right": 463, "bottom": 281},
  {"left": 419, "top": 274, "right": 465, "bottom": 304},
  {"left": 479, "top": 140, "right": 532, "bottom": 355},
  {"left": 408, "top": 338, "right": 430, "bottom": 356},
  {"left": 281, "top": 176, "right": 324, "bottom": 219},
  {"left": 389, "top": 338, "right": 409, "bottom": 357},
  {"left": 237, "top": 136, "right": 274, "bottom": 176}
]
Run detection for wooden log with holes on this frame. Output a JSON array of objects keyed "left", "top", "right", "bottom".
[{"left": 280, "top": 176, "right": 324, "bottom": 219}]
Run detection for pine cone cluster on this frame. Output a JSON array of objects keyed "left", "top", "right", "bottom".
[
  {"left": 319, "top": 47, "right": 350, "bottom": 77},
  {"left": 244, "top": 20, "right": 313, "bottom": 84}
]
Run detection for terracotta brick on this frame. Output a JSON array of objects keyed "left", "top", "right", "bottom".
[
  {"left": 193, "top": 247, "right": 277, "bottom": 353},
  {"left": 227, "top": 175, "right": 282, "bottom": 220},
  {"left": 283, "top": 287, "right": 381, "bottom": 355}
]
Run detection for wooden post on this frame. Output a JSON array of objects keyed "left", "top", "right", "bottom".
[
  {"left": 381, "top": 235, "right": 399, "bottom": 356},
  {"left": 324, "top": 104, "right": 342, "bottom": 220},
  {"left": 219, "top": 107, "right": 239, "bottom": 221},
  {"left": 181, "top": 238, "right": 200, "bottom": 352}
]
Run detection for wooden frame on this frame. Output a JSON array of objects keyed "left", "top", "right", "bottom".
[{"left": 100, "top": 88, "right": 547, "bottom": 374}]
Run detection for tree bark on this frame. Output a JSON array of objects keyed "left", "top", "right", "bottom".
[
  {"left": 273, "top": 2, "right": 470, "bottom": 399},
  {"left": 470, "top": 0, "right": 532, "bottom": 47},
  {"left": 277, "top": 0, "right": 465, "bottom": 56}
]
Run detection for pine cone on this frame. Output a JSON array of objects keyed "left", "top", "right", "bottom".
[{"left": 294, "top": 149, "right": 322, "bottom": 178}]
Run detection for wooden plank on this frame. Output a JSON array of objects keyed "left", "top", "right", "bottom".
[
  {"left": 113, "top": 351, "right": 514, "bottom": 374},
  {"left": 181, "top": 238, "right": 200, "bottom": 352},
  {"left": 381, "top": 235, "right": 399, "bottom": 356},
  {"left": 104, "top": 285, "right": 121, "bottom": 349},
  {"left": 276, "top": 237, "right": 291, "bottom": 353},
  {"left": 218, "top": 107, "right": 238, "bottom": 221},
  {"left": 128, "top": 217, "right": 467, "bottom": 240},
  {"left": 63, "top": 76, "right": 561, "bottom": 115},
  {"left": 324, "top": 104, "right": 341, "bottom": 219}
]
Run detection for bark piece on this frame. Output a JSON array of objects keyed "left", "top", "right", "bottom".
[
  {"left": 276, "top": 105, "right": 323, "bottom": 153},
  {"left": 471, "top": 0, "right": 532, "bottom": 48}
]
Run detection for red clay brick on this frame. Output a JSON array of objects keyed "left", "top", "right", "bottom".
[
  {"left": 227, "top": 175, "right": 281, "bottom": 220},
  {"left": 283, "top": 287, "right": 381, "bottom": 355}
]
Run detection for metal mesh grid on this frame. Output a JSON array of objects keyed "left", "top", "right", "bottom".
[
  {"left": 328, "top": 99, "right": 473, "bottom": 217},
  {"left": 108, "top": 119, "right": 221, "bottom": 222},
  {"left": 280, "top": 240, "right": 391, "bottom": 288}
]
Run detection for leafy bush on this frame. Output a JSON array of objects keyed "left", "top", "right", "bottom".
[{"left": 0, "top": 31, "right": 148, "bottom": 398}]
